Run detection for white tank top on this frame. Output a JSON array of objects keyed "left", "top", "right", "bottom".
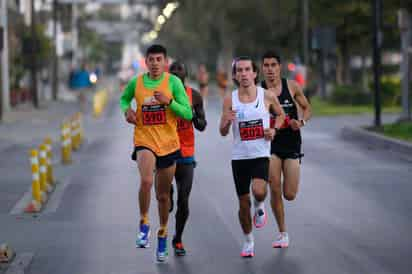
[{"left": 232, "top": 87, "right": 270, "bottom": 160}]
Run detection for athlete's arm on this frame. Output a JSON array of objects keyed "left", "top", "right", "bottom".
[
  {"left": 289, "top": 80, "right": 312, "bottom": 130},
  {"left": 169, "top": 75, "right": 193, "bottom": 120},
  {"left": 219, "top": 94, "right": 235, "bottom": 136},
  {"left": 191, "top": 88, "right": 207, "bottom": 131},
  {"left": 265, "top": 90, "right": 285, "bottom": 130},
  {"left": 291, "top": 80, "right": 311, "bottom": 123},
  {"left": 120, "top": 77, "right": 137, "bottom": 124},
  {"left": 119, "top": 77, "right": 137, "bottom": 113}
]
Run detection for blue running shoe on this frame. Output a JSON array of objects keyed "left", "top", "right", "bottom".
[
  {"left": 156, "top": 235, "right": 168, "bottom": 262},
  {"left": 136, "top": 223, "right": 150, "bottom": 248}
]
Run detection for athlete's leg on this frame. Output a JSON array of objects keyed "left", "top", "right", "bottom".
[
  {"left": 282, "top": 159, "right": 300, "bottom": 201},
  {"left": 250, "top": 158, "right": 269, "bottom": 228},
  {"left": 232, "top": 160, "right": 254, "bottom": 257},
  {"left": 155, "top": 163, "right": 176, "bottom": 235},
  {"left": 174, "top": 163, "right": 194, "bottom": 242},
  {"left": 136, "top": 150, "right": 156, "bottom": 224},
  {"left": 251, "top": 178, "right": 267, "bottom": 202},
  {"left": 238, "top": 193, "right": 252, "bottom": 234},
  {"left": 269, "top": 155, "right": 285, "bottom": 232}
]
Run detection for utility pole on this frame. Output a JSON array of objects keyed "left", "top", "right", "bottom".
[
  {"left": 398, "top": 8, "right": 411, "bottom": 121},
  {"left": 0, "top": 26, "right": 3, "bottom": 122},
  {"left": 52, "top": 0, "right": 59, "bottom": 101},
  {"left": 30, "top": 0, "right": 39, "bottom": 108},
  {"left": 372, "top": 0, "right": 382, "bottom": 127},
  {"left": 302, "top": 0, "right": 309, "bottom": 66},
  {"left": 72, "top": 3, "right": 78, "bottom": 67},
  {"left": 1, "top": 0, "right": 10, "bottom": 118}
]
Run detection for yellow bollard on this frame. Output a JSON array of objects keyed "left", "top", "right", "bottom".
[
  {"left": 75, "top": 113, "right": 81, "bottom": 148},
  {"left": 27, "top": 149, "right": 42, "bottom": 210},
  {"left": 93, "top": 90, "right": 108, "bottom": 118},
  {"left": 0, "top": 243, "right": 15, "bottom": 263},
  {"left": 39, "top": 144, "right": 51, "bottom": 194},
  {"left": 61, "top": 122, "right": 72, "bottom": 164},
  {"left": 44, "top": 137, "right": 55, "bottom": 186},
  {"left": 71, "top": 116, "right": 79, "bottom": 151},
  {"left": 77, "top": 112, "right": 84, "bottom": 145}
]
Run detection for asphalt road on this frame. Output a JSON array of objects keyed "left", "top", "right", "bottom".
[{"left": 1, "top": 91, "right": 411, "bottom": 274}]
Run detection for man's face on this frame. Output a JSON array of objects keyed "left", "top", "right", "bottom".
[
  {"left": 170, "top": 63, "right": 186, "bottom": 83},
  {"left": 262, "top": 58, "right": 281, "bottom": 82},
  {"left": 145, "top": 53, "right": 167, "bottom": 77},
  {"left": 235, "top": 60, "right": 256, "bottom": 88}
]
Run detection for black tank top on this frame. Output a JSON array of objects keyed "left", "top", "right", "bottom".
[{"left": 261, "top": 78, "right": 301, "bottom": 153}]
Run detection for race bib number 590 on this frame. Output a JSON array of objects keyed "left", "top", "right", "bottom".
[
  {"left": 142, "top": 104, "right": 166, "bottom": 125},
  {"left": 239, "top": 119, "right": 264, "bottom": 141}
]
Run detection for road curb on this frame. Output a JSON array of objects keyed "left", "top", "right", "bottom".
[{"left": 341, "top": 126, "right": 412, "bottom": 155}]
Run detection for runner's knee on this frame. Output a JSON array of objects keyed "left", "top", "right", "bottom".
[
  {"left": 156, "top": 192, "right": 169, "bottom": 203},
  {"left": 140, "top": 177, "right": 153, "bottom": 192},
  {"left": 283, "top": 191, "right": 296, "bottom": 201}
]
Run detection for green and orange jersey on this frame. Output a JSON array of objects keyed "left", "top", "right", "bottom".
[{"left": 120, "top": 72, "right": 193, "bottom": 156}]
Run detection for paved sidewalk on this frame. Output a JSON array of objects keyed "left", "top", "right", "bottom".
[{"left": 0, "top": 76, "right": 117, "bottom": 215}]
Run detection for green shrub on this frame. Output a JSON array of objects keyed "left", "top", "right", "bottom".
[{"left": 329, "top": 85, "right": 371, "bottom": 105}]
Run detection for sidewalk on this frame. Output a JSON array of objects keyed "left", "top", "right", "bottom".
[{"left": 0, "top": 76, "right": 117, "bottom": 215}]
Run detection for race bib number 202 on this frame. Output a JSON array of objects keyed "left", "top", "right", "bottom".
[
  {"left": 142, "top": 104, "right": 166, "bottom": 125},
  {"left": 239, "top": 119, "right": 264, "bottom": 141}
]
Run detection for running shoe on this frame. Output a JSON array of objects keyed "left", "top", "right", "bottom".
[
  {"left": 272, "top": 232, "right": 289, "bottom": 248},
  {"left": 136, "top": 223, "right": 150, "bottom": 248},
  {"left": 156, "top": 235, "right": 168, "bottom": 262},
  {"left": 172, "top": 239, "right": 186, "bottom": 256},
  {"left": 240, "top": 241, "right": 254, "bottom": 258},
  {"left": 253, "top": 207, "right": 267, "bottom": 228}
]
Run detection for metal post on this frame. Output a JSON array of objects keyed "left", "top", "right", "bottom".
[
  {"left": 52, "top": 0, "right": 58, "bottom": 101},
  {"left": 372, "top": 0, "right": 382, "bottom": 127},
  {"left": 72, "top": 3, "right": 78, "bottom": 66},
  {"left": 398, "top": 9, "right": 411, "bottom": 121},
  {"left": 0, "top": 26, "right": 3, "bottom": 121},
  {"left": 1, "top": 0, "right": 10, "bottom": 116},
  {"left": 30, "top": 0, "right": 39, "bottom": 108},
  {"left": 320, "top": 49, "right": 327, "bottom": 99},
  {"left": 302, "top": 0, "right": 309, "bottom": 66}
]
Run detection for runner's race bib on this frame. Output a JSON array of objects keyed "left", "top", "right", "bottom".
[
  {"left": 239, "top": 119, "right": 264, "bottom": 141},
  {"left": 142, "top": 104, "right": 166, "bottom": 125},
  {"left": 177, "top": 118, "right": 191, "bottom": 131}
]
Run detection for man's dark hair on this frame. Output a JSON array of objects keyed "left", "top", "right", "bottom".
[
  {"left": 145, "top": 44, "right": 167, "bottom": 57},
  {"left": 261, "top": 50, "right": 281, "bottom": 64},
  {"left": 169, "top": 60, "right": 187, "bottom": 79},
  {"left": 231, "top": 56, "right": 259, "bottom": 85}
]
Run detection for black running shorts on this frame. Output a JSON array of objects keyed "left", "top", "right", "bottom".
[
  {"left": 132, "top": 146, "right": 180, "bottom": 169},
  {"left": 231, "top": 157, "right": 269, "bottom": 196}
]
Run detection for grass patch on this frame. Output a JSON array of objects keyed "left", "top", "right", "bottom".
[
  {"left": 370, "top": 121, "right": 412, "bottom": 143},
  {"left": 310, "top": 96, "right": 401, "bottom": 116}
]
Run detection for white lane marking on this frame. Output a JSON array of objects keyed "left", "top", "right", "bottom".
[
  {"left": 5, "top": 252, "right": 34, "bottom": 274},
  {"left": 42, "top": 179, "right": 70, "bottom": 215},
  {"left": 9, "top": 191, "right": 32, "bottom": 215}
]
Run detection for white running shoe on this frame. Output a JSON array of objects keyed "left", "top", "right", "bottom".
[
  {"left": 240, "top": 241, "right": 255, "bottom": 257},
  {"left": 272, "top": 232, "right": 289, "bottom": 248},
  {"left": 253, "top": 207, "right": 267, "bottom": 229}
]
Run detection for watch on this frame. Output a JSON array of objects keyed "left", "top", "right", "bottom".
[{"left": 300, "top": 119, "right": 306, "bottom": 127}]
